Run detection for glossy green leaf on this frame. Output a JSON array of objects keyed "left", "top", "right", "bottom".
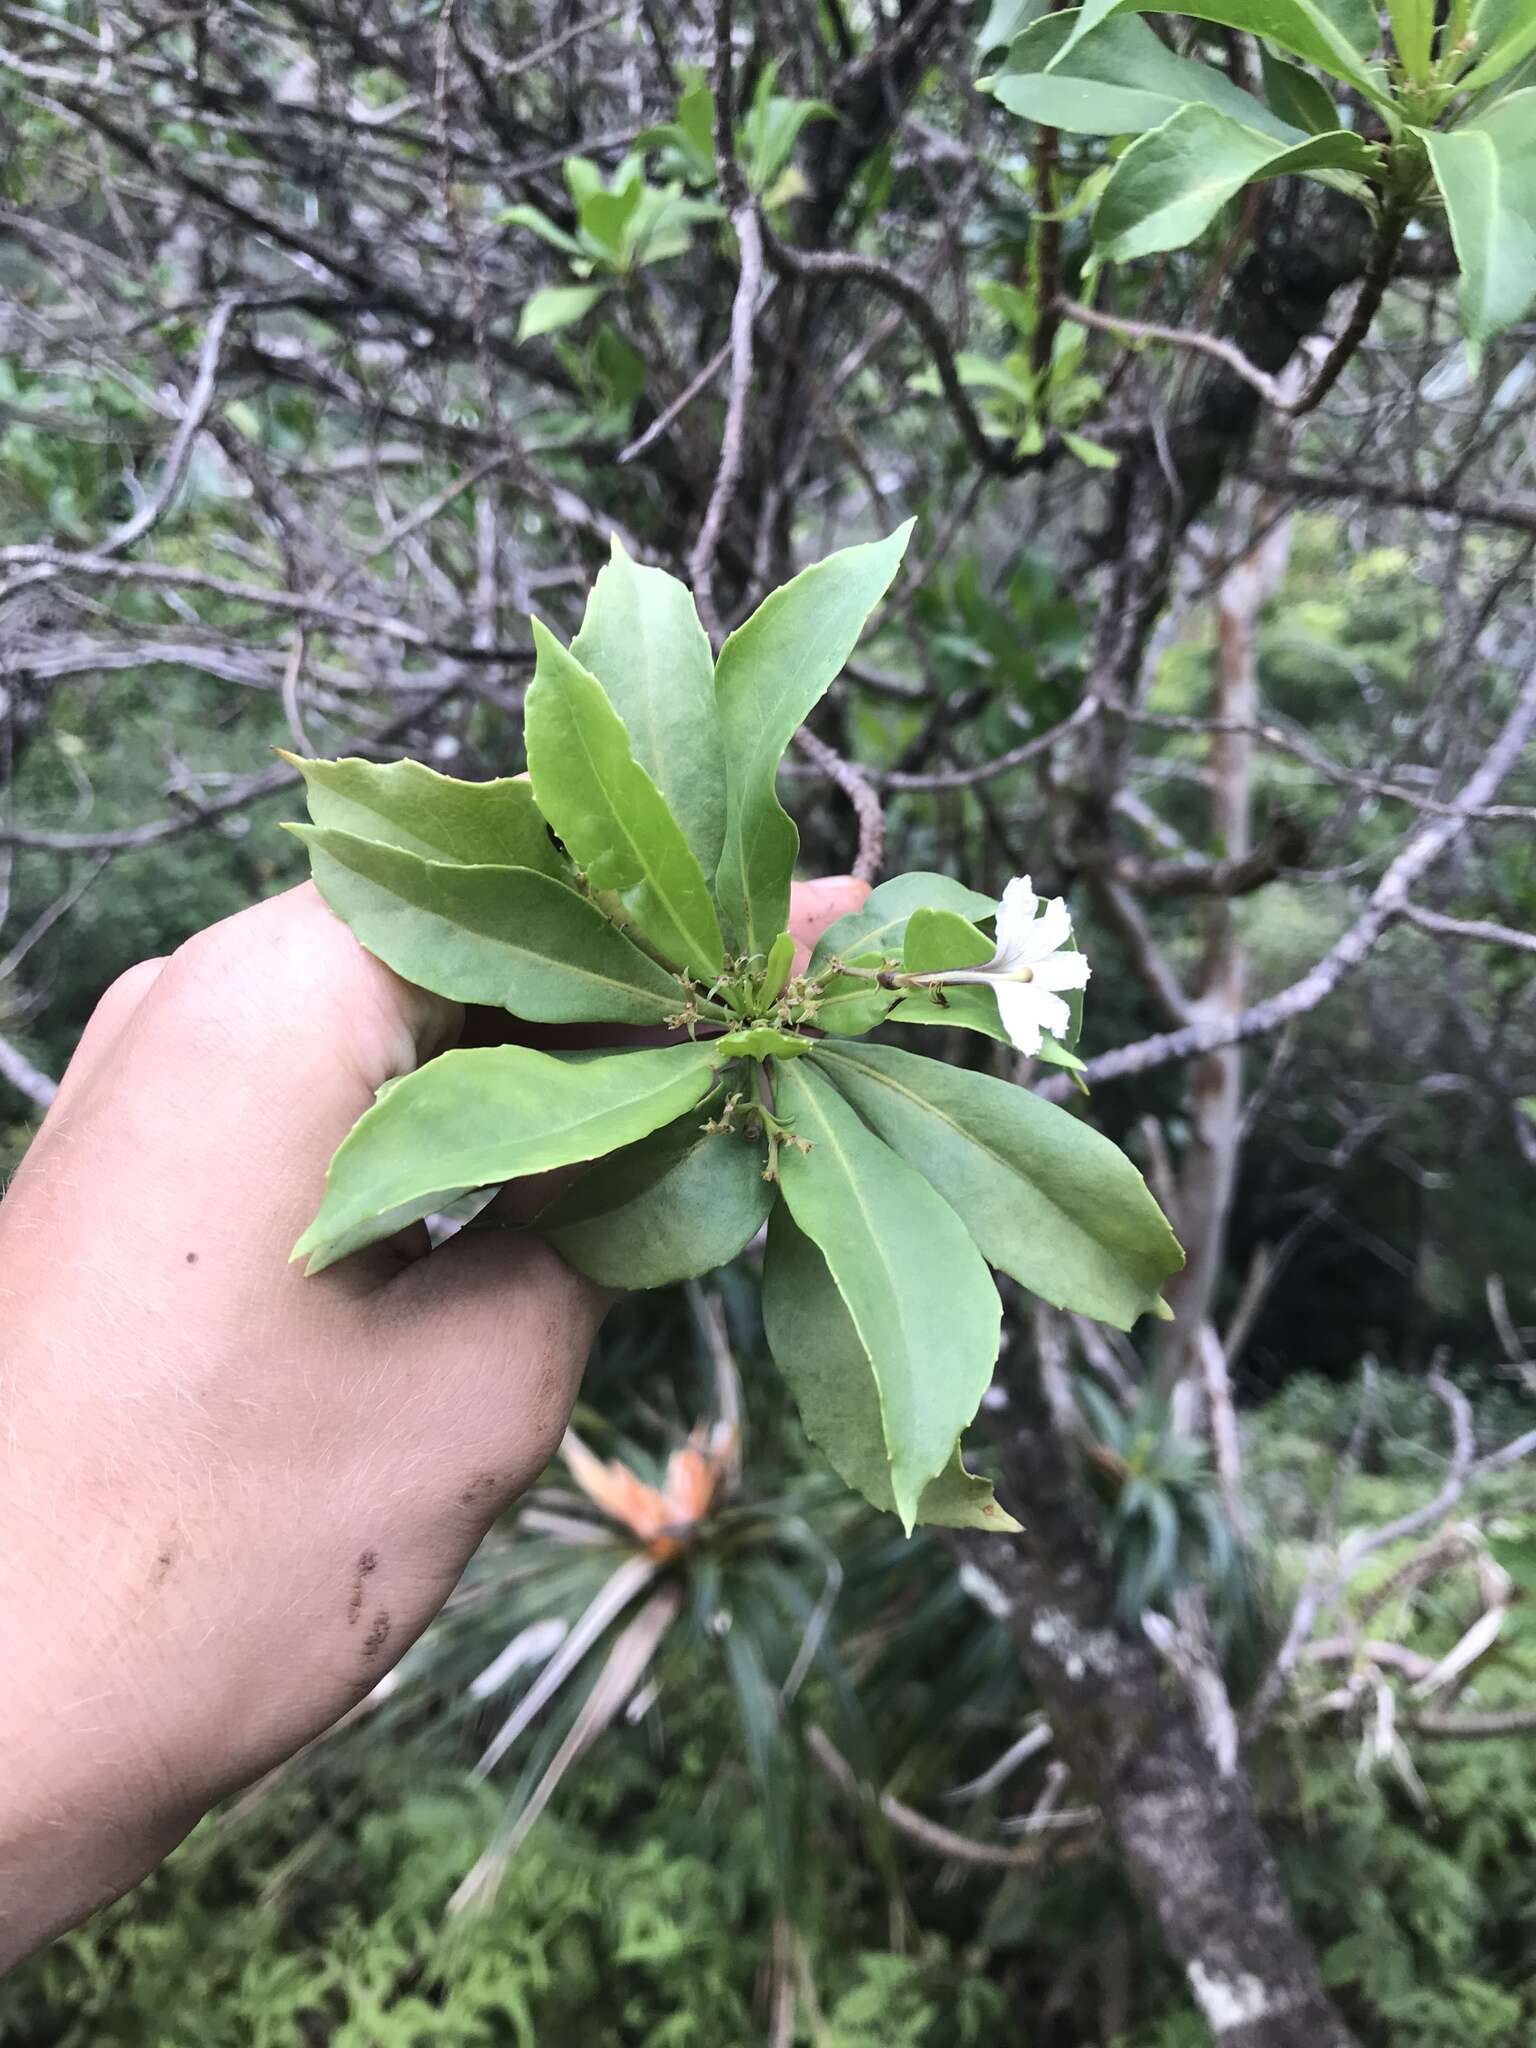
[
  {"left": 570, "top": 538, "right": 726, "bottom": 875},
  {"left": 1260, "top": 48, "right": 1340, "bottom": 132},
  {"left": 1051, "top": 0, "right": 1383, "bottom": 97},
  {"left": 714, "top": 524, "right": 913, "bottom": 958},
  {"left": 812, "top": 1040, "right": 1183, "bottom": 1330},
  {"left": 987, "top": 12, "right": 1301, "bottom": 139},
  {"left": 285, "top": 753, "right": 566, "bottom": 876},
  {"left": 762, "top": 1206, "right": 1019, "bottom": 1533},
  {"left": 1422, "top": 97, "right": 1536, "bottom": 352},
  {"left": 809, "top": 871, "right": 996, "bottom": 1038},
  {"left": 534, "top": 1105, "right": 773, "bottom": 1288},
  {"left": 293, "top": 827, "right": 692, "bottom": 1025},
  {"left": 771, "top": 1060, "right": 1002, "bottom": 1530},
  {"left": 1095, "top": 105, "right": 1377, "bottom": 262},
  {"left": 525, "top": 621, "right": 724, "bottom": 980},
  {"left": 517, "top": 282, "right": 609, "bottom": 342},
  {"left": 295, "top": 1040, "right": 723, "bottom": 1274},
  {"left": 902, "top": 907, "right": 994, "bottom": 973}
]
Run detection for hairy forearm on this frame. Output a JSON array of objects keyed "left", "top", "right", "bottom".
[{"left": 0, "top": 1515, "right": 197, "bottom": 1969}]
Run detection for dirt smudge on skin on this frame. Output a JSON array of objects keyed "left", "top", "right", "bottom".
[
  {"left": 348, "top": 1549, "right": 379, "bottom": 1624},
  {"left": 458, "top": 1472, "right": 504, "bottom": 1509}
]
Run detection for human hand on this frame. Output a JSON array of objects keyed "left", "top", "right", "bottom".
[{"left": 0, "top": 872, "right": 867, "bottom": 1965}]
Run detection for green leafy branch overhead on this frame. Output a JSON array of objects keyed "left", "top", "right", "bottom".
[
  {"left": 984, "top": 0, "right": 1536, "bottom": 354},
  {"left": 507, "top": 65, "right": 832, "bottom": 343},
  {"left": 287, "top": 532, "right": 1182, "bottom": 1536}
]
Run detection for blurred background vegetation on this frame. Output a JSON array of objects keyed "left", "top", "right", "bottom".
[{"left": 2, "top": 0, "right": 1535, "bottom": 2042}]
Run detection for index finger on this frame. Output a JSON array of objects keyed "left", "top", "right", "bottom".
[{"left": 787, "top": 876, "right": 870, "bottom": 973}]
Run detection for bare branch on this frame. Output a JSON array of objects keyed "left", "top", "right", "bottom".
[
  {"left": 1399, "top": 902, "right": 1536, "bottom": 956},
  {"left": 807, "top": 1726, "right": 1096, "bottom": 1870},
  {"left": 1080, "top": 664, "right": 1536, "bottom": 1089},
  {"left": 0, "top": 1032, "right": 57, "bottom": 1112}
]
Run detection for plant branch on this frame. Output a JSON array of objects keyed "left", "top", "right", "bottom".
[{"left": 1076, "top": 663, "right": 1536, "bottom": 1089}]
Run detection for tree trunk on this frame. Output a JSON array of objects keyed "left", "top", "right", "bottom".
[
  {"left": 959, "top": 1372, "right": 1359, "bottom": 2048},
  {"left": 1163, "top": 493, "right": 1294, "bottom": 1398}
]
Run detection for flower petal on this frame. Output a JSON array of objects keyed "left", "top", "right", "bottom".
[
  {"left": 994, "top": 875, "right": 1037, "bottom": 960},
  {"left": 995, "top": 979, "right": 1044, "bottom": 1056},
  {"left": 1034, "top": 990, "right": 1073, "bottom": 1040},
  {"left": 1032, "top": 948, "right": 1091, "bottom": 993},
  {"left": 1016, "top": 894, "right": 1072, "bottom": 962}
]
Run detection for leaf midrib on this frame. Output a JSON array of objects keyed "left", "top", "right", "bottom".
[
  {"left": 789, "top": 1076, "right": 920, "bottom": 1477},
  {"left": 343, "top": 1063, "right": 714, "bottom": 1217},
  {"left": 814, "top": 1045, "right": 1156, "bottom": 1277},
  {"left": 563, "top": 686, "right": 716, "bottom": 967},
  {"left": 412, "top": 871, "right": 680, "bottom": 1014},
  {"left": 319, "top": 833, "right": 680, "bottom": 1015}
]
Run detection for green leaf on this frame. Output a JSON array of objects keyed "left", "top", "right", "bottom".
[
  {"left": 987, "top": 12, "right": 1303, "bottom": 140},
  {"left": 569, "top": 538, "right": 726, "bottom": 875},
  {"left": 525, "top": 620, "right": 724, "bottom": 981},
  {"left": 741, "top": 92, "right": 836, "bottom": 195},
  {"left": 517, "top": 282, "right": 609, "bottom": 342},
  {"left": 1061, "top": 430, "right": 1120, "bottom": 469},
  {"left": 623, "top": 183, "right": 723, "bottom": 266},
  {"left": 1422, "top": 97, "right": 1536, "bottom": 352},
  {"left": 758, "top": 930, "right": 796, "bottom": 1007},
  {"left": 978, "top": 0, "right": 1046, "bottom": 52},
  {"left": 564, "top": 156, "right": 606, "bottom": 209},
  {"left": 902, "top": 906, "right": 994, "bottom": 973},
  {"left": 889, "top": 982, "right": 1011, "bottom": 1043},
  {"left": 809, "top": 871, "right": 996, "bottom": 1038},
  {"left": 710, "top": 1025, "right": 812, "bottom": 1060},
  {"left": 811, "top": 1040, "right": 1183, "bottom": 1330},
  {"left": 293, "top": 827, "right": 694, "bottom": 1024},
  {"left": 1461, "top": 0, "right": 1536, "bottom": 92},
  {"left": 1095, "top": 104, "right": 1378, "bottom": 262},
  {"left": 677, "top": 71, "right": 717, "bottom": 167},
  {"left": 714, "top": 525, "right": 913, "bottom": 958},
  {"left": 762, "top": 1205, "right": 1018, "bottom": 1532},
  {"left": 576, "top": 176, "right": 642, "bottom": 261},
  {"left": 1050, "top": 0, "right": 1383, "bottom": 98},
  {"left": 771, "top": 1060, "right": 1002, "bottom": 1530},
  {"left": 533, "top": 1105, "right": 773, "bottom": 1288},
  {"left": 810, "top": 872, "right": 997, "bottom": 971},
  {"left": 1386, "top": 0, "right": 1434, "bottom": 80},
  {"left": 295, "top": 1040, "right": 723, "bottom": 1274},
  {"left": 284, "top": 754, "right": 566, "bottom": 876},
  {"left": 1260, "top": 48, "right": 1340, "bottom": 132},
  {"left": 500, "top": 203, "right": 584, "bottom": 256}
]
